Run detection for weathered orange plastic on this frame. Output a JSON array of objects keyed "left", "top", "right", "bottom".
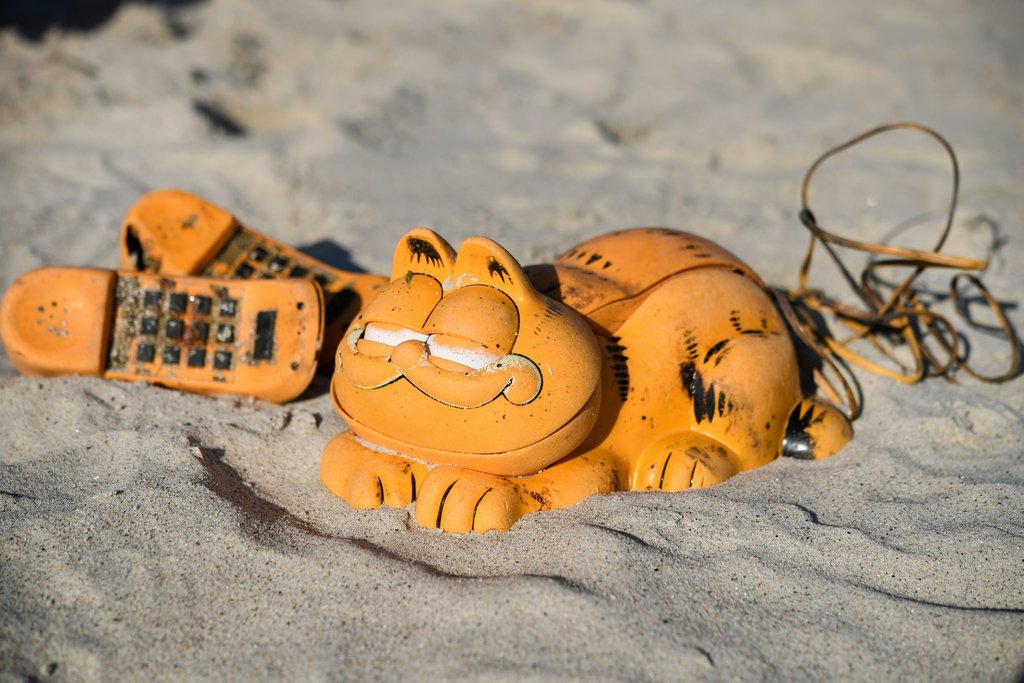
[
  {"left": 120, "top": 189, "right": 387, "bottom": 369},
  {"left": 1, "top": 267, "right": 323, "bottom": 403},
  {"left": 321, "top": 228, "right": 852, "bottom": 533},
  {"left": 1, "top": 268, "right": 116, "bottom": 377}
]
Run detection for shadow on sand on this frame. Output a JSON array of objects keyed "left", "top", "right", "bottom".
[{"left": 1, "top": 0, "right": 205, "bottom": 41}]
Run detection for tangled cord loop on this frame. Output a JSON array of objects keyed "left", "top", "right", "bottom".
[{"left": 776, "top": 122, "right": 1021, "bottom": 421}]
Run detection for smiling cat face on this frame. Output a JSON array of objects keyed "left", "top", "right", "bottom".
[{"left": 331, "top": 228, "right": 602, "bottom": 476}]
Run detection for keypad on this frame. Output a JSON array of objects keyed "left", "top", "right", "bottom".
[
  {"left": 201, "top": 229, "right": 335, "bottom": 290},
  {"left": 112, "top": 279, "right": 244, "bottom": 375}
]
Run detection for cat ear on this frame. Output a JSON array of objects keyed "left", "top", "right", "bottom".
[
  {"left": 390, "top": 228, "right": 457, "bottom": 283},
  {"left": 452, "top": 237, "right": 536, "bottom": 303}
]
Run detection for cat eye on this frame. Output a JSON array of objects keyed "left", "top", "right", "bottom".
[
  {"left": 426, "top": 334, "right": 502, "bottom": 370},
  {"left": 360, "top": 322, "right": 501, "bottom": 371},
  {"left": 420, "top": 286, "right": 519, "bottom": 355},
  {"left": 362, "top": 322, "right": 428, "bottom": 347}
]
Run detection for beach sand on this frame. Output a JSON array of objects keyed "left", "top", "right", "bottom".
[{"left": 1, "top": 1, "right": 1022, "bottom": 680}]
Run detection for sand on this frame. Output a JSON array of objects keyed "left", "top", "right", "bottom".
[{"left": 1, "top": 0, "right": 1022, "bottom": 680}]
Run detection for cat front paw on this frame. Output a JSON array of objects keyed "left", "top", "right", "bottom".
[
  {"left": 321, "top": 432, "right": 427, "bottom": 509},
  {"left": 414, "top": 466, "right": 532, "bottom": 533}
]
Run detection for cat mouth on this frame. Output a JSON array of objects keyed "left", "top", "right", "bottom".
[{"left": 338, "top": 322, "right": 542, "bottom": 408}]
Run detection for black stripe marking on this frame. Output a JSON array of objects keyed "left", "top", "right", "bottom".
[
  {"left": 658, "top": 452, "right": 672, "bottom": 490},
  {"left": 704, "top": 339, "right": 729, "bottom": 364},
  {"left": 435, "top": 480, "right": 458, "bottom": 528},
  {"left": 781, "top": 403, "right": 827, "bottom": 459},
  {"left": 471, "top": 487, "right": 493, "bottom": 532},
  {"left": 607, "top": 339, "right": 630, "bottom": 401},
  {"left": 406, "top": 237, "right": 443, "bottom": 266},
  {"left": 487, "top": 257, "right": 511, "bottom": 283},
  {"left": 680, "top": 361, "right": 726, "bottom": 425},
  {"left": 683, "top": 331, "right": 700, "bottom": 362},
  {"left": 729, "top": 310, "right": 742, "bottom": 332}
]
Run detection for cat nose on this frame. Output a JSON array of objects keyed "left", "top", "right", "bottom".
[{"left": 390, "top": 338, "right": 428, "bottom": 371}]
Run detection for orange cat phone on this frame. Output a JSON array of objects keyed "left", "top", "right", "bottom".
[
  {"left": 322, "top": 228, "right": 852, "bottom": 532},
  {"left": 120, "top": 189, "right": 387, "bottom": 369},
  {"left": 1, "top": 268, "right": 323, "bottom": 403}
]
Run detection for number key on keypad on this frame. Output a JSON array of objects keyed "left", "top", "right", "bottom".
[
  {"left": 192, "top": 295, "right": 212, "bottom": 315},
  {"left": 187, "top": 348, "right": 206, "bottom": 368},
  {"left": 213, "top": 350, "right": 232, "bottom": 370},
  {"left": 168, "top": 293, "right": 187, "bottom": 312},
  {"left": 137, "top": 343, "right": 155, "bottom": 363},
  {"left": 249, "top": 246, "right": 268, "bottom": 262},
  {"left": 163, "top": 346, "right": 181, "bottom": 365},
  {"left": 166, "top": 319, "right": 184, "bottom": 339}
]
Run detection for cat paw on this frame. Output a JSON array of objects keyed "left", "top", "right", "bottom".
[
  {"left": 321, "top": 432, "right": 427, "bottom": 509},
  {"left": 633, "top": 439, "right": 737, "bottom": 492},
  {"left": 414, "top": 466, "right": 530, "bottom": 533}
]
